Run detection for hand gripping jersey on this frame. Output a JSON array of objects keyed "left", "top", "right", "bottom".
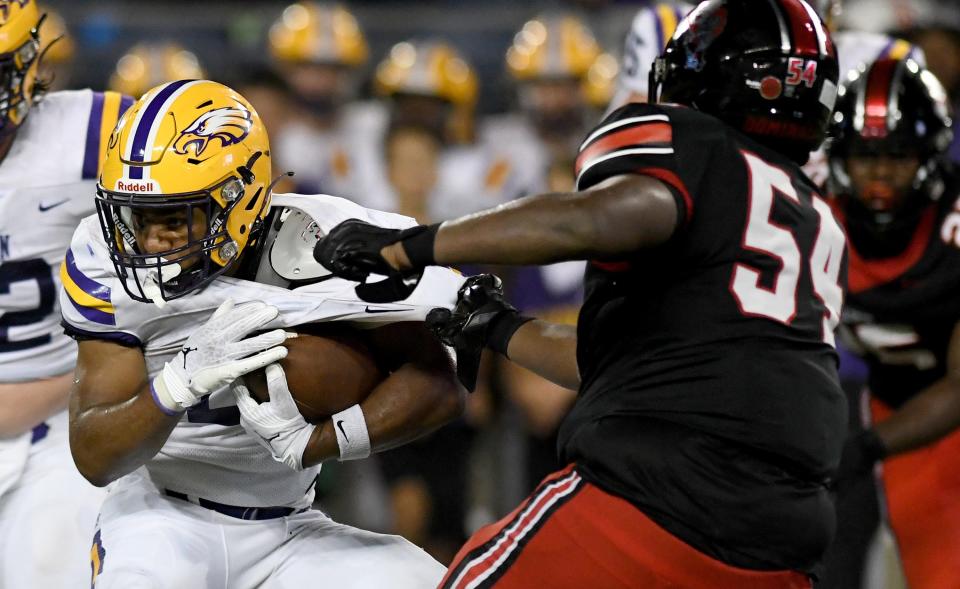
[
  {"left": 0, "top": 89, "right": 131, "bottom": 382},
  {"left": 60, "top": 193, "right": 463, "bottom": 508},
  {"left": 836, "top": 184, "right": 960, "bottom": 409},
  {"left": 558, "top": 103, "right": 848, "bottom": 571}
]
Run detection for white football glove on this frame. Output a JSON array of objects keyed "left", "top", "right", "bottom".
[
  {"left": 233, "top": 363, "right": 315, "bottom": 471},
  {"left": 151, "top": 299, "right": 291, "bottom": 414}
]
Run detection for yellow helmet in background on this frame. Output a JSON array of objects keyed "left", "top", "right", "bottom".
[
  {"left": 0, "top": 0, "right": 41, "bottom": 133},
  {"left": 506, "top": 14, "right": 601, "bottom": 82},
  {"left": 37, "top": 5, "right": 72, "bottom": 64},
  {"left": 582, "top": 52, "right": 618, "bottom": 108},
  {"left": 108, "top": 43, "right": 206, "bottom": 98},
  {"left": 374, "top": 40, "right": 478, "bottom": 107},
  {"left": 96, "top": 80, "right": 272, "bottom": 303},
  {"left": 269, "top": 2, "right": 367, "bottom": 67}
]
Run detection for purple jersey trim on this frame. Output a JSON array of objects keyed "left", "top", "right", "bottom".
[
  {"left": 64, "top": 249, "right": 111, "bottom": 303},
  {"left": 81, "top": 92, "right": 104, "bottom": 179}
]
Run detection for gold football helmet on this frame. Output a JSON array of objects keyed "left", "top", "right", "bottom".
[
  {"left": 375, "top": 40, "right": 478, "bottom": 108},
  {"left": 96, "top": 80, "right": 272, "bottom": 303},
  {"left": 269, "top": 2, "right": 367, "bottom": 67},
  {"left": 108, "top": 42, "right": 206, "bottom": 98},
  {"left": 0, "top": 0, "right": 41, "bottom": 134},
  {"left": 506, "top": 14, "right": 601, "bottom": 82},
  {"left": 37, "top": 5, "right": 71, "bottom": 64}
]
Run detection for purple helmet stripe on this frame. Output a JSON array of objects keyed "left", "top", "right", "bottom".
[
  {"left": 81, "top": 92, "right": 104, "bottom": 180},
  {"left": 127, "top": 79, "right": 193, "bottom": 179}
]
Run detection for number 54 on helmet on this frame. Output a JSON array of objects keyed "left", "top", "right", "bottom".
[{"left": 95, "top": 80, "right": 273, "bottom": 305}]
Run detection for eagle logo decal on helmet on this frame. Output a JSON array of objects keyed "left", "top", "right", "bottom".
[
  {"left": 173, "top": 106, "right": 253, "bottom": 158},
  {"left": 0, "top": 0, "right": 30, "bottom": 22}
]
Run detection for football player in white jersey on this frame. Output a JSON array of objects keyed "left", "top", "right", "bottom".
[
  {"left": 0, "top": 1, "right": 133, "bottom": 586},
  {"left": 607, "top": 2, "right": 693, "bottom": 111},
  {"left": 62, "top": 79, "right": 464, "bottom": 589}
]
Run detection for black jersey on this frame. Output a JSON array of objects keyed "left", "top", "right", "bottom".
[
  {"left": 556, "top": 103, "right": 848, "bottom": 571},
  {"left": 837, "top": 183, "right": 960, "bottom": 409}
]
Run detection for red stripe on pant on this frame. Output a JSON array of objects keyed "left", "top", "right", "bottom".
[
  {"left": 870, "top": 396, "right": 960, "bottom": 589},
  {"left": 440, "top": 465, "right": 812, "bottom": 589}
]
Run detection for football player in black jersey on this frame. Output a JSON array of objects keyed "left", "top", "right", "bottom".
[
  {"left": 315, "top": 1, "right": 844, "bottom": 586},
  {"left": 827, "top": 55, "right": 960, "bottom": 589}
]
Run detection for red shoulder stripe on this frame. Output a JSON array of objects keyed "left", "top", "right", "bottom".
[{"left": 575, "top": 123, "right": 672, "bottom": 176}]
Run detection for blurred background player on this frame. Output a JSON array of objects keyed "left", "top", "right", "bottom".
[
  {"left": 0, "top": 1, "right": 131, "bottom": 586},
  {"left": 268, "top": 1, "right": 369, "bottom": 196},
  {"left": 482, "top": 12, "right": 615, "bottom": 198},
  {"left": 36, "top": 5, "right": 75, "bottom": 91},
  {"left": 607, "top": 1, "right": 692, "bottom": 110},
  {"left": 107, "top": 41, "right": 205, "bottom": 97},
  {"left": 827, "top": 55, "right": 960, "bottom": 589}
]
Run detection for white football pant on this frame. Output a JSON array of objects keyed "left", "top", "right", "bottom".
[{"left": 91, "top": 471, "right": 445, "bottom": 589}]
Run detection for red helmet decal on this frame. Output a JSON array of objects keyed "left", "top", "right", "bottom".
[
  {"left": 778, "top": 0, "right": 835, "bottom": 58},
  {"left": 863, "top": 58, "right": 898, "bottom": 138}
]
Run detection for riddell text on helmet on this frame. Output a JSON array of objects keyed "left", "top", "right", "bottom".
[{"left": 115, "top": 179, "right": 159, "bottom": 193}]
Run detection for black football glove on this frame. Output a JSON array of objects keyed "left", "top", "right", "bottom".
[
  {"left": 313, "top": 220, "right": 438, "bottom": 303},
  {"left": 426, "top": 274, "right": 532, "bottom": 391}
]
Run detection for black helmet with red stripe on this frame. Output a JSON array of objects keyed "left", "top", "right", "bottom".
[
  {"left": 828, "top": 56, "right": 953, "bottom": 255},
  {"left": 649, "top": 0, "right": 839, "bottom": 163}
]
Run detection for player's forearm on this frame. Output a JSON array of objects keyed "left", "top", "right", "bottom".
[
  {"left": 302, "top": 365, "right": 464, "bottom": 466},
  {"left": 874, "top": 376, "right": 960, "bottom": 456},
  {"left": 423, "top": 175, "right": 677, "bottom": 267},
  {"left": 69, "top": 384, "right": 180, "bottom": 487},
  {"left": 0, "top": 372, "right": 73, "bottom": 437},
  {"left": 505, "top": 320, "right": 580, "bottom": 390}
]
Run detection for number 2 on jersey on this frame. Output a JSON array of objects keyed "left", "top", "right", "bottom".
[
  {"left": 731, "top": 151, "right": 845, "bottom": 346},
  {"left": 0, "top": 259, "right": 56, "bottom": 353}
]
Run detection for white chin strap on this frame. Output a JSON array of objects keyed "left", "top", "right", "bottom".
[{"left": 141, "top": 259, "right": 183, "bottom": 309}]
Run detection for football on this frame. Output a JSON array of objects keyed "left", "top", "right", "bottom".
[{"left": 244, "top": 325, "right": 385, "bottom": 423}]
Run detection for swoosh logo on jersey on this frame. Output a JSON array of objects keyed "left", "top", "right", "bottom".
[
  {"left": 38, "top": 199, "right": 69, "bottom": 212},
  {"left": 364, "top": 306, "right": 399, "bottom": 314},
  {"left": 336, "top": 420, "right": 349, "bottom": 442},
  {"left": 266, "top": 433, "right": 281, "bottom": 442}
]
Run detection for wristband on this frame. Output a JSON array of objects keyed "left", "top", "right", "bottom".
[
  {"left": 488, "top": 313, "right": 535, "bottom": 358},
  {"left": 331, "top": 404, "right": 371, "bottom": 461},
  {"left": 150, "top": 371, "right": 185, "bottom": 416},
  {"left": 860, "top": 428, "right": 888, "bottom": 462},
  {"left": 399, "top": 223, "right": 440, "bottom": 269}
]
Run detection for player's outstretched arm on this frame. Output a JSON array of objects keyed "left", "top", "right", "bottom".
[
  {"left": 301, "top": 321, "right": 463, "bottom": 467},
  {"left": 315, "top": 174, "right": 679, "bottom": 280},
  {"left": 839, "top": 322, "right": 960, "bottom": 480}
]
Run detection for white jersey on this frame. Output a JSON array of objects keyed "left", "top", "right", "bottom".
[
  {"left": 60, "top": 193, "right": 463, "bottom": 508},
  {"left": 274, "top": 101, "right": 385, "bottom": 200},
  {"left": 337, "top": 103, "right": 531, "bottom": 221},
  {"left": 0, "top": 89, "right": 131, "bottom": 382},
  {"left": 803, "top": 32, "right": 925, "bottom": 186},
  {"left": 609, "top": 2, "right": 694, "bottom": 111},
  {"left": 478, "top": 113, "right": 553, "bottom": 199}
]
